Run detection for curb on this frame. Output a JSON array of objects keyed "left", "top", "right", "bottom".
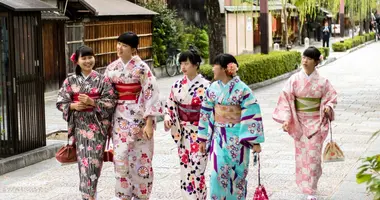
[{"left": 0, "top": 141, "right": 65, "bottom": 175}]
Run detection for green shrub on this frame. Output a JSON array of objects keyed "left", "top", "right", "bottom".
[
  {"left": 143, "top": 0, "right": 183, "bottom": 67},
  {"left": 357, "top": 130, "right": 380, "bottom": 200},
  {"left": 199, "top": 51, "right": 301, "bottom": 85},
  {"left": 318, "top": 47, "right": 330, "bottom": 59},
  {"left": 179, "top": 25, "right": 209, "bottom": 59},
  {"left": 369, "top": 32, "right": 376, "bottom": 40},
  {"left": 332, "top": 42, "right": 347, "bottom": 52},
  {"left": 333, "top": 33, "right": 376, "bottom": 52}
]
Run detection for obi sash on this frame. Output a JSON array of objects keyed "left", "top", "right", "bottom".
[
  {"left": 115, "top": 83, "right": 142, "bottom": 101},
  {"left": 295, "top": 97, "right": 321, "bottom": 112},
  {"left": 72, "top": 93, "right": 100, "bottom": 112},
  {"left": 214, "top": 104, "right": 242, "bottom": 124},
  {"left": 177, "top": 104, "right": 201, "bottom": 123}
]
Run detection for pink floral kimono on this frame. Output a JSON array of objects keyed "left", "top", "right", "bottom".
[
  {"left": 104, "top": 56, "right": 163, "bottom": 199},
  {"left": 273, "top": 69, "right": 337, "bottom": 195}
]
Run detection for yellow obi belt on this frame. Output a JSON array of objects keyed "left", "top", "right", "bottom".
[
  {"left": 214, "top": 105, "right": 242, "bottom": 124},
  {"left": 295, "top": 97, "right": 321, "bottom": 112}
]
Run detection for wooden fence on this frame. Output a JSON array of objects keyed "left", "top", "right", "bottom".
[{"left": 65, "top": 19, "right": 153, "bottom": 74}]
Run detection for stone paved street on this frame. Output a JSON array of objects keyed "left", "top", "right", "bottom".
[{"left": 1, "top": 42, "right": 379, "bottom": 200}]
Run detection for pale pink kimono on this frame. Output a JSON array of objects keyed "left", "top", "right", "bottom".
[{"left": 273, "top": 69, "right": 337, "bottom": 195}]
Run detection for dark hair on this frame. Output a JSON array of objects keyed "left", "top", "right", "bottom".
[
  {"left": 117, "top": 32, "right": 139, "bottom": 49},
  {"left": 213, "top": 53, "right": 239, "bottom": 70},
  {"left": 178, "top": 48, "right": 202, "bottom": 69},
  {"left": 303, "top": 46, "right": 321, "bottom": 65},
  {"left": 74, "top": 45, "right": 94, "bottom": 75}
]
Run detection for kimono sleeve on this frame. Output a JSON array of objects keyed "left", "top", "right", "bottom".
[
  {"left": 198, "top": 88, "right": 214, "bottom": 142},
  {"left": 56, "top": 78, "right": 73, "bottom": 122},
  {"left": 94, "top": 76, "right": 117, "bottom": 120},
  {"left": 164, "top": 86, "right": 176, "bottom": 130},
  {"left": 272, "top": 78, "right": 294, "bottom": 124},
  {"left": 238, "top": 87, "right": 265, "bottom": 148},
  {"left": 322, "top": 79, "right": 337, "bottom": 121},
  {"left": 140, "top": 64, "right": 163, "bottom": 118}
]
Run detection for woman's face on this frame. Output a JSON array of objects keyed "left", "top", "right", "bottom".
[
  {"left": 181, "top": 59, "right": 198, "bottom": 77},
  {"left": 117, "top": 42, "right": 136, "bottom": 60},
  {"left": 77, "top": 55, "right": 95, "bottom": 73},
  {"left": 302, "top": 56, "right": 318, "bottom": 70},
  {"left": 212, "top": 64, "right": 227, "bottom": 81}
]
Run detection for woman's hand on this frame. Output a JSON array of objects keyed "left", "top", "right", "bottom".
[
  {"left": 253, "top": 144, "right": 262, "bottom": 153},
  {"left": 199, "top": 141, "right": 206, "bottom": 154},
  {"left": 324, "top": 106, "right": 332, "bottom": 120},
  {"left": 70, "top": 102, "right": 92, "bottom": 111},
  {"left": 143, "top": 117, "right": 154, "bottom": 140},
  {"left": 78, "top": 94, "right": 95, "bottom": 106},
  {"left": 164, "top": 120, "right": 172, "bottom": 131},
  {"left": 282, "top": 121, "right": 289, "bottom": 132}
]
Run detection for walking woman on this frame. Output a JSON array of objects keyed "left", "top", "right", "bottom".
[
  {"left": 198, "top": 53, "right": 265, "bottom": 200},
  {"left": 104, "top": 32, "right": 163, "bottom": 200},
  {"left": 164, "top": 48, "right": 209, "bottom": 199},
  {"left": 57, "top": 45, "right": 117, "bottom": 200},
  {"left": 273, "top": 47, "right": 337, "bottom": 200}
]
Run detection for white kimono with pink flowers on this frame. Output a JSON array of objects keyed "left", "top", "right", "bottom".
[
  {"left": 273, "top": 69, "right": 337, "bottom": 195},
  {"left": 104, "top": 56, "right": 163, "bottom": 199}
]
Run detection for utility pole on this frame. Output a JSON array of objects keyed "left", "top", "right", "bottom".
[
  {"left": 340, "top": 0, "right": 345, "bottom": 37},
  {"left": 260, "top": 0, "right": 269, "bottom": 54}
]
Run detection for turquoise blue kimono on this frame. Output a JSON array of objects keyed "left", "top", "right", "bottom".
[{"left": 198, "top": 76, "right": 265, "bottom": 200}]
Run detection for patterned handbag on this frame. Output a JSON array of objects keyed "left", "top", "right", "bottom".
[
  {"left": 253, "top": 153, "right": 269, "bottom": 200},
  {"left": 55, "top": 138, "right": 77, "bottom": 165},
  {"left": 103, "top": 136, "right": 114, "bottom": 162},
  {"left": 323, "top": 120, "right": 345, "bottom": 162}
]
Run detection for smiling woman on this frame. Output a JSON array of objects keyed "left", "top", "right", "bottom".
[{"left": 56, "top": 45, "right": 117, "bottom": 200}]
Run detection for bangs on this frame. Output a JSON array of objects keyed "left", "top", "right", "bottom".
[
  {"left": 78, "top": 46, "right": 94, "bottom": 57},
  {"left": 303, "top": 47, "right": 321, "bottom": 60},
  {"left": 178, "top": 51, "right": 193, "bottom": 63}
]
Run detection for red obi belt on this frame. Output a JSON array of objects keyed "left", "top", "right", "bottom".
[
  {"left": 115, "top": 83, "right": 142, "bottom": 101},
  {"left": 177, "top": 104, "right": 201, "bottom": 123},
  {"left": 72, "top": 93, "right": 100, "bottom": 112}
]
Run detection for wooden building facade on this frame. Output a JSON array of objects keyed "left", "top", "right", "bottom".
[
  {"left": 63, "top": 0, "right": 156, "bottom": 75},
  {"left": 0, "top": 0, "right": 54, "bottom": 157}
]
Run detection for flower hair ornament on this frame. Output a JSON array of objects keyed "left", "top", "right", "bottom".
[
  {"left": 70, "top": 53, "right": 77, "bottom": 65},
  {"left": 226, "top": 62, "right": 238, "bottom": 76},
  {"left": 319, "top": 54, "right": 324, "bottom": 61}
]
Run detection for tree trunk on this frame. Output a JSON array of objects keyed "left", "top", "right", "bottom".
[{"left": 205, "top": 0, "right": 224, "bottom": 64}]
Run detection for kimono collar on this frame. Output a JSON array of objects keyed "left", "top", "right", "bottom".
[
  {"left": 301, "top": 68, "right": 318, "bottom": 80},
  {"left": 187, "top": 74, "right": 202, "bottom": 84},
  {"left": 119, "top": 56, "right": 142, "bottom": 69},
  {"left": 218, "top": 76, "right": 240, "bottom": 88},
  {"left": 81, "top": 70, "right": 96, "bottom": 80}
]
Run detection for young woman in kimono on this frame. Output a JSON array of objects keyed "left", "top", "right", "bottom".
[
  {"left": 164, "top": 49, "right": 210, "bottom": 200},
  {"left": 56, "top": 45, "right": 117, "bottom": 200},
  {"left": 104, "top": 32, "right": 163, "bottom": 200},
  {"left": 272, "top": 47, "right": 337, "bottom": 200},
  {"left": 198, "top": 54, "right": 265, "bottom": 200}
]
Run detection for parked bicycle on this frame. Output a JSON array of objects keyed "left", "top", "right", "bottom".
[{"left": 165, "top": 48, "right": 181, "bottom": 77}]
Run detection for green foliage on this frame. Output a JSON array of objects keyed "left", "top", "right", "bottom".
[
  {"left": 142, "top": 0, "right": 182, "bottom": 67},
  {"left": 318, "top": 47, "right": 330, "bottom": 59},
  {"left": 199, "top": 51, "right": 301, "bottom": 85},
  {"left": 333, "top": 33, "right": 375, "bottom": 52},
  {"left": 179, "top": 26, "right": 209, "bottom": 59},
  {"left": 332, "top": 42, "right": 347, "bottom": 52},
  {"left": 0, "top": 115, "right": 3, "bottom": 136},
  {"left": 357, "top": 130, "right": 380, "bottom": 200}
]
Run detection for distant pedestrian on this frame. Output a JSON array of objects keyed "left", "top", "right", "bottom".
[
  {"left": 322, "top": 21, "right": 331, "bottom": 47},
  {"left": 56, "top": 45, "right": 117, "bottom": 200},
  {"left": 273, "top": 47, "right": 338, "bottom": 200}
]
